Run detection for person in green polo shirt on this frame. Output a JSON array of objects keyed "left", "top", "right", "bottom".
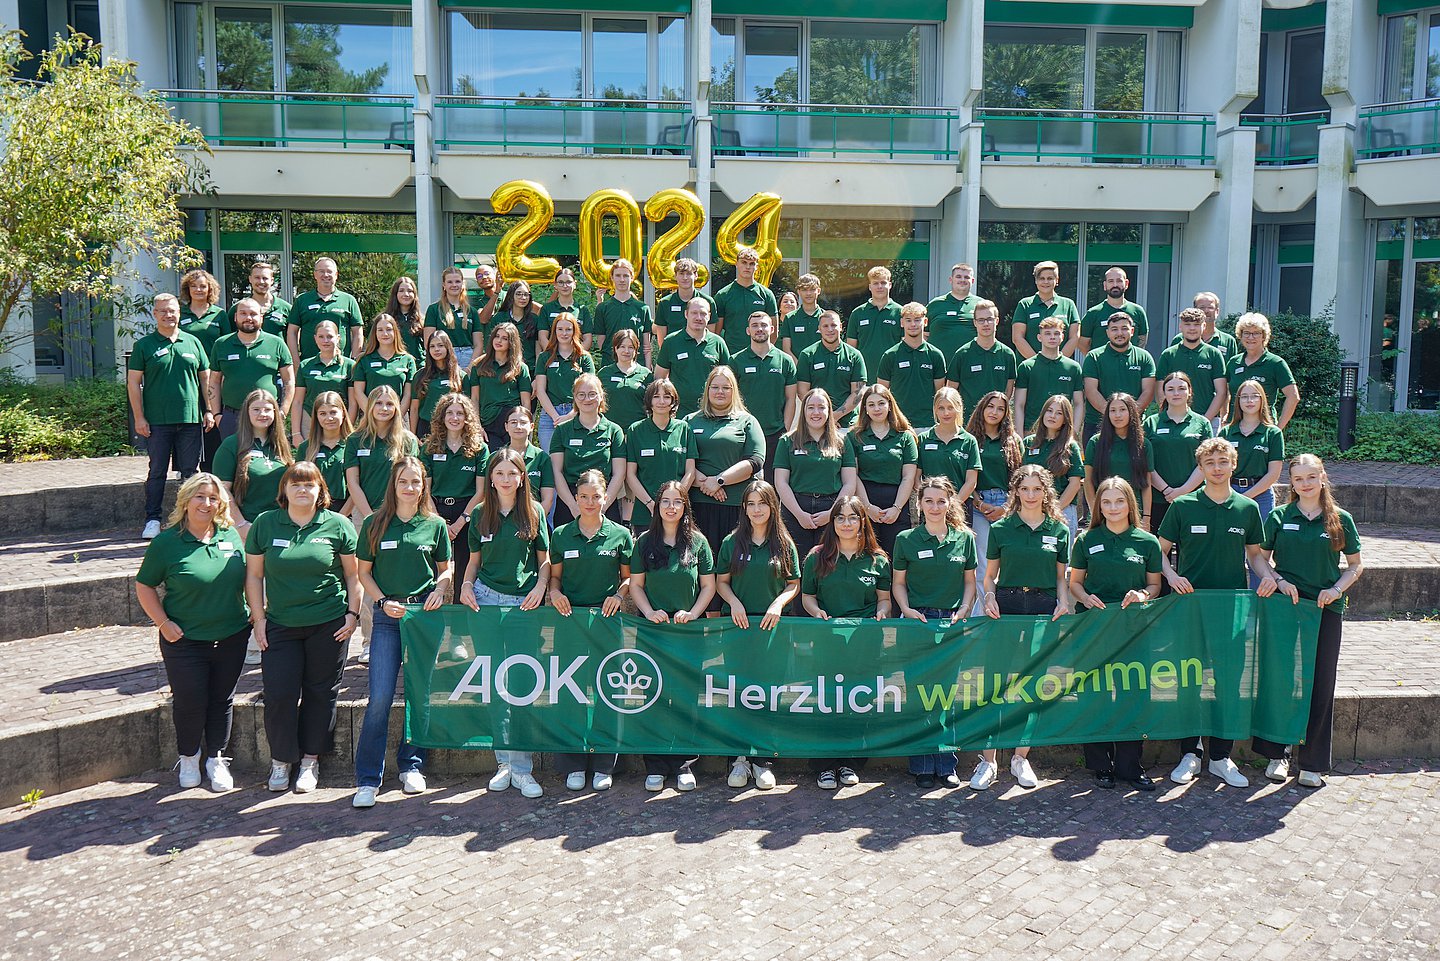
[
  {"left": 409, "top": 329, "right": 465, "bottom": 438},
  {"left": 533, "top": 310, "right": 597, "bottom": 454},
  {"left": 1145, "top": 372, "right": 1212, "bottom": 535},
  {"left": 495, "top": 279, "right": 546, "bottom": 374},
  {"left": 353, "top": 455, "right": 452, "bottom": 808},
  {"left": 598, "top": 329, "right": 653, "bottom": 434},
  {"left": 594, "top": 260, "right": 654, "bottom": 365},
  {"left": 214, "top": 389, "right": 295, "bottom": 529},
  {"left": 291, "top": 321, "right": 356, "bottom": 444},
  {"left": 425, "top": 267, "right": 481, "bottom": 367},
  {"left": 209, "top": 298, "right": 295, "bottom": 439},
  {"left": 1157, "top": 437, "right": 1276, "bottom": 790},
  {"left": 538, "top": 266, "right": 595, "bottom": 355},
  {"left": 653, "top": 258, "right": 714, "bottom": 351},
  {"left": 296, "top": 390, "right": 353, "bottom": 512},
  {"left": 797, "top": 310, "right": 867, "bottom": 427},
  {"left": 781, "top": 273, "right": 825, "bottom": 359},
  {"left": 878, "top": 302, "right": 948, "bottom": 429},
  {"left": 625, "top": 378, "right": 697, "bottom": 530},
  {"left": 345, "top": 385, "right": 422, "bottom": 523},
  {"left": 550, "top": 372, "right": 626, "bottom": 527},
  {"left": 1081, "top": 311, "right": 1157, "bottom": 436},
  {"left": 915, "top": 387, "right": 981, "bottom": 505},
  {"left": 1228, "top": 313, "right": 1299, "bottom": 428},
  {"left": 227, "top": 260, "right": 291, "bottom": 339},
  {"left": 714, "top": 246, "right": 778, "bottom": 357},
  {"left": 733, "top": 310, "right": 798, "bottom": 475},
  {"left": 179, "top": 269, "right": 227, "bottom": 357},
  {"left": 655, "top": 297, "right": 731, "bottom": 416},
  {"left": 947, "top": 299, "right": 1017, "bottom": 416},
  {"left": 1015, "top": 316, "right": 1085, "bottom": 430},
  {"left": 422, "top": 393, "right": 487, "bottom": 583},
  {"left": 352, "top": 314, "right": 419, "bottom": 425},
  {"left": 1023, "top": 394, "right": 1085, "bottom": 536},
  {"left": 288, "top": 257, "right": 365, "bottom": 362},
  {"left": 386, "top": 276, "right": 427, "bottom": 362},
  {"left": 1252, "top": 454, "right": 1364, "bottom": 789},
  {"left": 631, "top": 481, "right": 716, "bottom": 792},
  {"left": 1078, "top": 266, "right": 1149, "bottom": 356},
  {"left": 847, "top": 383, "right": 920, "bottom": 556},
  {"left": 1157, "top": 307, "right": 1228, "bottom": 426},
  {"left": 846, "top": 265, "right": 902, "bottom": 382},
  {"left": 774, "top": 388, "right": 859, "bottom": 562},
  {"left": 966, "top": 390, "right": 1024, "bottom": 565},
  {"left": 244, "top": 460, "right": 360, "bottom": 795},
  {"left": 1068, "top": 476, "right": 1162, "bottom": 792},
  {"left": 686, "top": 365, "right": 766, "bottom": 550},
  {"left": 1171, "top": 290, "right": 1239, "bottom": 362},
  {"left": 1084, "top": 393, "right": 1151, "bottom": 523},
  {"left": 1011, "top": 260, "right": 1080, "bottom": 360},
  {"left": 925, "top": 262, "right": 981, "bottom": 362},
  {"left": 135, "top": 472, "right": 251, "bottom": 793},
  {"left": 502, "top": 405, "right": 555, "bottom": 516},
  {"left": 1220, "top": 379, "right": 1287, "bottom": 542},
  {"left": 466, "top": 321, "right": 532, "bottom": 450}
]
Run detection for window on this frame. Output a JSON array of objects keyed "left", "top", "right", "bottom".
[
  {"left": 981, "top": 24, "right": 1183, "bottom": 112},
  {"left": 1367, "top": 217, "right": 1440, "bottom": 411},
  {"left": 1382, "top": 10, "right": 1440, "bottom": 102}
]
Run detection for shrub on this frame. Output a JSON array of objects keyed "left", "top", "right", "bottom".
[
  {"left": 1285, "top": 410, "right": 1440, "bottom": 463},
  {"left": 0, "top": 373, "right": 134, "bottom": 461},
  {"left": 1220, "top": 309, "right": 1341, "bottom": 421}
]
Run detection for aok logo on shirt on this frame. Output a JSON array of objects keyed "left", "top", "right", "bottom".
[{"left": 1227, "top": 527, "right": 1246, "bottom": 535}]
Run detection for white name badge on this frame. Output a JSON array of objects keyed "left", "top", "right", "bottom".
[
  {"left": 1029, "top": 312, "right": 1041, "bottom": 320},
  {"left": 155, "top": 347, "right": 170, "bottom": 357},
  {"left": 863, "top": 444, "right": 877, "bottom": 451},
  {"left": 549, "top": 362, "right": 559, "bottom": 369},
  {"left": 1028, "top": 448, "right": 1040, "bottom": 456},
  {"left": 226, "top": 354, "right": 240, "bottom": 361},
  {"left": 380, "top": 540, "right": 399, "bottom": 550},
  {"left": 432, "top": 453, "right": 447, "bottom": 461},
  {"left": 641, "top": 448, "right": 656, "bottom": 457},
  {"left": 569, "top": 439, "right": 583, "bottom": 446},
  {"left": 272, "top": 538, "right": 292, "bottom": 548},
  {"left": 480, "top": 534, "right": 494, "bottom": 543},
  {"left": 218, "top": 542, "right": 236, "bottom": 552},
  {"left": 947, "top": 310, "right": 957, "bottom": 317},
  {"left": 1234, "top": 366, "right": 1245, "bottom": 374},
  {"left": 918, "top": 549, "right": 934, "bottom": 559},
  {"left": 1042, "top": 536, "right": 1058, "bottom": 547},
  {"left": 745, "top": 366, "right": 757, "bottom": 373},
  {"left": 813, "top": 362, "right": 826, "bottom": 369},
  {"left": 1156, "top": 428, "right": 1170, "bottom": 435},
  {"left": 1191, "top": 525, "right": 1208, "bottom": 534},
  {"left": 610, "top": 377, "right": 623, "bottom": 383},
  {"left": 860, "top": 319, "right": 870, "bottom": 326},
  {"left": 676, "top": 352, "right": 689, "bottom": 360},
  {"left": 1089, "top": 544, "right": 1105, "bottom": 554},
  {"left": 564, "top": 549, "right": 580, "bottom": 559},
  {"left": 370, "top": 361, "right": 381, "bottom": 368},
  {"left": 358, "top": 448, "right": 371, "bottom": 457},
  {"left": 925, "top": 443, "right": 939, "bottom": 450},
  {"left": 970, "top": 365, "right": 982, "bottom": 373},
  {"left": 794, "top": 327, "right": 807, "bottom": 333},
  {"left": 1283, "top": 523, "right": 1300, "bottom": 531},
  {"left": 308, "top": 304, "right": 321, "bottom": 310}
]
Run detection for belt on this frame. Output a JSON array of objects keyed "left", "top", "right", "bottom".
[
  {"left": 1233, "top": 477, "right": 1261, "bottom": 488},
  {"left": 379, "top": 594, "right": 428, "bottom": 606},
  {"left": 998, "top": 586, "right": 1055, "bottom": 595},
  {"left": 439, "top": 497, "right": 459, "bottom": 506}
]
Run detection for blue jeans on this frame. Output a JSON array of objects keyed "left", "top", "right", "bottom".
[
  {"left": 538, "top": 402, "right": 572, "bottom": 455},
  {"left": 908, "top": 605, "right": 959, "bottom": 777},
  {"left": 354, "top": 604, "right": 427, "bottom": 788},
  {"left": 970, "top": 488, "right": 1008, "bottom": 614},
  {"left": 1233, "top": 484, "right": 1274, "bottom": 590},
  {"left": 473, "top": 583, "right": 535, "bottom": 775},
  {"left": 145, "top": 422, "right": 202, "bottom": 520},
  {"left": 455, "top": 346, "right": 475, "bottom": 369}
]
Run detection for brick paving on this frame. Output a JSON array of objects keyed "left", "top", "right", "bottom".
[{"left": 0, "top": 529, "right": 148, "bottom": 588}]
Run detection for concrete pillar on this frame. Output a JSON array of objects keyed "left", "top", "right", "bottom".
[
  {"left": 936, "top": 0, "right": 983, "bottom": 289},
  {"left": 693, "top": 0, "right": 713, "bottom": 271},
  {"left": 1182, "top": 123, "right": 1257, "bottom": 310},
  {"left": 413, "top": 0, "right": 443, "bottom": 304}
]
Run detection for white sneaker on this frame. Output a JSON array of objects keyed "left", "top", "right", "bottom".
[
  {"left": 1011, "top": 755, "right": 1038, "bottom": 789},
  {"left": 513, "top": 773, "right": 543, "bottom": 798},
  {"left": 565, "top": 771, "right": 586, "bottom": 791},
  {"left": 267, "top": 759, "right": 291, "bottom": 792},
  {"left": 676, "top": 771, "right": 697, "bottom": 792},
  {"left": 592, "top": 772, "right": 612, "bottom": 791},
  {"left": 754, "top": 765, "right": 777, "bottom": 791},
  {"left": 1297, "top": 770, "right": 1325, "bottom": 789},
  {"left": 645, "top": 774, "right": 665, "bottom": 792},
  {"left": 1209, "top": 757, "right": 1250, "bottom": 788},
  {"left": 244, "top": 640, "right": 262, "bottom": 666},
  {"left": 970, "top": 759, "right": 997, "bottom": 790},
  {"left": 488, "top": 765, "right": 513, "bottom": 792},
  {"left": 205, "top": 755, "right": 234, "bottom": 792},
  {"left": 176, "top": 751, "right": 202, "bottom": 789},
  {"left": 142, "top": 520, "right": 161, "bottom": 540},
  {"left": 294, "top": 757, "right": 320, "bottom": 793},
  {"left": 1265, "top": 758, "right": 1291, "bottom": 783},
  {"left": 399, "top": 770, "right": 426, "bottom": 794},
  {"left": 728, "top": 756, "right": 753, "bottom": 788},
  {"left": 357, "top": 640, "right": 370, "bottom": 665},
  {"left": 352, "top": 786, "right": 377, "bottom": 808},
  {"left": 1170, "top": 753, "right": 1202, "bottom": 785}
]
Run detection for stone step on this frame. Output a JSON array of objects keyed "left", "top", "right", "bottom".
[{"left": 1342, "top": 523, "right": 1440, "bottom": 616}]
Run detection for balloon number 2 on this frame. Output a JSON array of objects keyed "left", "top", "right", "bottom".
[{"left": 489, "top": 180, "right": 784, "bottom": 293}]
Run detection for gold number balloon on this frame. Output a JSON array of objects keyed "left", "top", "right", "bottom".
[
  {"left": 643, "top": 188, "right": 709, "bottom": 291},
  {"left": 578, "top": 188, "right": 645, "bottom": 294},
  {"left": 715, "top": 192, "right": 784, "bottom": 287},
  {"left": 490, "top": 180, "right": 561, "bottom": 284}
]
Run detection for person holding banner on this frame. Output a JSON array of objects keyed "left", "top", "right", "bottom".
[
  {"left": 597, "top": 329, "right": 653, "bottom": 436},
  {"left": 422, "top": 393, "right": 487, "bottom": 585},
  {"left": 549, "top": 373, "right": 626, "bottom": 527},
  {"left": 801, "top": 495, "right": 892, "bottom": 790},
  {"left": 1253, "top": 454, "right": 1363, "bottom": 789},
  {"left": 533, "top": 312, "right": 596, "bottom": 455},
  {"left": 466, "top": 322, "right": 532, "bottom": 451},
  {"left": 1022, "top": 395, "right": 1085, "bottom": 538},
  {"left": 892, "top": 474, "right": 978, "bottom": 789},
  {"left": 503, "top": 405, "right": 555, "bottom": 517},
  {"left": 977, "top": 463, "right": 1071, "bottom": 791},
  {"left": 1084, "top": 393, "right": 1151, "bottom": 523},
  {"left": 549, "top": 469, "right": 634, "bottom": 791},
  {"left": 296, "top": 391, "right": 353, "bottom": 517},
  {"left": 625, "top": 378, "right": 696, "bottom": 532},
  {"left": 966, "top": 389, "right": 1023, "bottom": 566},
  {"left": 1068, "top": 476, "right": 1162, "bottom": 792},
  {"left": 716, "top": 480, "right": 800, "bottom": 792},
  {"left": 631, "top": 482, "right": 716, "bottom": 792},
  {"left": 848, "top": 383, "right": 919, "bottom": 556},
  {"left": 458, "top": 447, "right": 551, "bottom": 800},
  {"left": 1145, "top": 372, "right": 1211, "bottom": 537},
  {"left": 774, "top": 388, "right": 858, "bottom": 563},
  {"left": 687, "top": 366, "right": 766, "bottom": 551},
  {"left": 352, "top": 457, "right": 452, "bottom": 808}
]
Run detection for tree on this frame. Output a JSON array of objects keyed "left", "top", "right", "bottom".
[
  {"left": 281, "top": 23, "right": 387, "bottom": 94},
  {"left": 0, "top": 31, "right": 210, "bottom": 355}
]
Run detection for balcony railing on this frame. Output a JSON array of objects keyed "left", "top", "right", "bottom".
[
  {"left": 976, "top": 108, "right": 1215, "bottom": 166},
  {"left": 1242, "top": 111, "right": 1327, "bottom": 165},
  {"left": 159, "top": 89, "right": 414, "bottom": 149},
  {"left": 1358, "top": 99, "right": 1440, "bottom": 159},
  {"left": 435, "top": 96, "right": 692, "bottom": 155},
  {"left": 710, "top": 102, "right": 958, "bottom": 159}
]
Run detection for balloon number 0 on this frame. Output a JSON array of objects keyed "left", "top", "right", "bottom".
[{"left": 489, "top": 181, "right": 784, "bottom": 293}]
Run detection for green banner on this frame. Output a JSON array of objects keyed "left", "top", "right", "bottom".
[{"left": 401, "top": 592, "right": 1321, "bottom": 757}]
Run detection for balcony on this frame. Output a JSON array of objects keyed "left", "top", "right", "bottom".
[
  {"left": 1355, "top": 99, "right": 1440, "bottom": 206},
  {"left": 709, "top": 102, "right": 959, "bottom": 161},
  {"left": 1243, "top": 111, "right": 1327, "bottom": 165},
  {"left": 434, "top": 96, "right": 692, "bottom": 156},
  {"left": 977, "top": 108, "right": 1215, "bottom": 167}
]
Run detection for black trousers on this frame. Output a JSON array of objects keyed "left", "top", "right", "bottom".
[
  {"left": 1252, "top": 606, "right": 1343, "bottom": 773},
  {"left": 762, "top": 430, "right": 783, "bottom": 482},
  {"left": 483, "top": 415, "right": 508, "bottom": 452},
  {"left": 995, "top": 587, "right": 1056, "bottom": 615},
  {"left": 555, "top": 752, "right": 618, "bottom": 776},
  {"left": 694, "top": 500, "right": 741, "bottom": 555},
  {"left": 159, "top": 626, "right": 250, "bottom": 758},
  {"left": 200, "top": 422, "right": 222, "bottom": 475},
  {"left": 784, "top": 492, "right": 837, "bottom": 568},
  {"left": 1083, "top": 741, "right": 1146, "bottom": 780},
  {"left": 863, "top": 480, "right": 910, "bottom": 556},
  {"left": 435, "top": 497, "right": 470, "bottom": 591},
  {"left": 261, "top": 616, "right": 349, "bottom": 763},
  {"left": 645, "top": 753, "right": 699, "bottom": 776}
]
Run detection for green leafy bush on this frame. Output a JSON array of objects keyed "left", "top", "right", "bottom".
[
  {"left": 1285, "top": 411, "right": 1440, "bottom": 463},
  {"left": 1220, "top": 309, "right": 1342, "bottom": 421},
  {"left": 0, "top": 374, "right": 134, "bottom": 461}
]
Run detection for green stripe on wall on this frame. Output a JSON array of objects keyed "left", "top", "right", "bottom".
[
  {"left": 1260, "top": 3, "right": 1326, "bottom": 32},
  {"left": 1378, "top": 0, "right": 1429, "bottom": 16},
  {"left": 445, "top": 0, "right": 691, "bottom": 12},
  {"left": 1278, "top": 244, "right": 1315, "bottom": 265},
  {"left": 716, "top": 0, "right": 945, "bottom": 19},
  {"left": 292, "top": 233, "right": 417, "bottom": 253},
  {"left": 977, "top": 241, "right": 1080, "bottom": 263},
  {"left": 985, "top": 1, "right": 1194, "bottom": 29},
  {"left": 808, "top": 238, "right": 930, "bottom": 260}
]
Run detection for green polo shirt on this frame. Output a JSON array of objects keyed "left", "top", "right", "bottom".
[
  {"left": 781, "top": 306, "right": 824, "bottom": 356},
  {"left": 1084, "top": 434, "right": 1149, "bottom": 492},
  {"left": 847, "top": 426, "right": 919, "bottom": 486},
  {"left": 297, "top": 438, "right": 348, "bottom": 503},
  {"left": 800, "top": 550, "right": 891, "bottom": 618},
  {"left": 847, "top": 301, "right": 903, "bottom": 381},
  {"left": 296, "top": 354, "right": 356, "bottom": 414},
  {"left": 796, "top": 340, "right": 867, "bottom": 422},
  {"left": 625, "top": 417, "right": 698, "bottom": 528},
  {"left": 716, "top": 534, "right": 800, "bottom": 615},
  {"left": 228, "top": 296, "right": 292, "bottom": 340},
  {"left": 354, "top": 350, "right": 418, "bottom": 402},
  {"left": 892, "top": 524, "right": 978, "bottom": 611},
  {"left": 552, "top": 517, "right": 635, "bottom": 607},
  {"left": 685, "top": 411, "right": 765, "bottom": 506},
  {"left": 344, "top": 432, "right": 421, "bottom": 509},
  {"left": 656, "top": 330, "right": 731, "bottom": 415},
  {"left": 537, "top": 300, "right": 594, "bottom": 341},
  {"left": 632, "top": 530, "right": 714, "bottom": 612},
  {"left": 136, "top": 524, "right": 250, "bottom": 641},
  {"left": 1226, "top": 350, "right": 1296, "bottom": 420},
  {"left": 423, "top": 442, "right": 486, "bottom": 499},
  {"left": 1145, "top": 409, "right": 1213, "bottom": 487},
  {"left": 550, "top": 416, "right": 625, "bottom": 485},
  {"left": 1263, "top": 503, "right": 1362, "bottom": 614},
  {"left": 465, "top": 363, "right": 532, "bottom": 424},
  {"left": 1016, "top": 352, "right": 1083, "bottom": 411},
  {"left": 357, "top": 512, "right": 451, "bottom": 599},
  {"left": 1022, "top": 434, "right": 1085, "bottom": 495},
  {"left": 1080, "top": 299, "right": 1149, "bottom": 344},
  {"left": 654, "top": 290, "right": 716, "bottom": 339},
  {"left": 734, "top": 346, "right": 798, "bottom": 435},
  {"left": 597, "top": 363, "right": 653, "bottom": 432},
  {"left": 595, "top": 296, "right": 653, "bottom": 347},
  {"left": 714, "top": 281, "right": 777, "bottom": 354},
  {"left": 414, "top": 370, "right": 467, "bottom": 425},
  {"left": 986, "top": 514, "right": 1070, "bottom": 589},
  {"left": 925, "top": 292, "right": 980, "bottom": 361},
  {"left": 424, "top": 299, "right": 479, "bottom": 348},
  {"left": 535, "top": 348, "right": 596, "bottom": 408},
  {"left": 1157, "top": 341, "right": 1228, "bottom": 417},
  {"left": 1171, "top": 329, "right": 1239, "bottom": 361},
  {"left": 1011, "top": 293, "right": 1080, "bottom": 356},
  {"left": 127, "top": 330, "right": 209, "bottom": 425},
  {"left": 1156, "top": 488, "right": 1263, "bottom": 589},
  {"left": 1081, "top": 343, "right": 1157, "bottom": 423},
  {"left": 180, "top": 304, "right": 227, "bottom": 356},
  {"left": 976, "top": 432, "right": 1018, "bottom": 491},
  {"left": 916, "top": 427, "right": 981, "bottom": 489},
  {"left": 245, "top": 508, "right": 358, "bottom": 627},
  {"left": 211, "top": 331, "right": 292, "bottom": 410},
  {"left": 290, "top": 289, "right": 364, "bottom": 359},
  {"left": 469, "top": 502, "right": 551, "bottom": 596},
  {"left": 1219, "top": 423, "right": 1285, "bottom": 480},
  {"left": 774, "top": 433, "right": 855, "bottom": 496},
  {"left": 213, "top": 437, "right": 288, "bottom": 522},
  {"left": 1070, "top": 525, "right": 1163, "bottom": 604},
  {"left": 508, "top": 443, "right": 552, "bottom": 496},
  {"left": 947, "top": 339, "right": 1018, "bottom": 414},
  {"left": 878, "top": 339, "right": 948, "bottom": 429}
]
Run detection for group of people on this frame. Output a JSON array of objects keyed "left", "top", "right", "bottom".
[{"left": 131, "top": 251, "right": 1361, "bottom": 807}]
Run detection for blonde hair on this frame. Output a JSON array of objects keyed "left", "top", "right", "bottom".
[
  {"left": 1088, "top": 476, "right": 1142, "bottom": 531},
  {"left": 700, "top": 366, "right": 747, "bottom": 418},
  {"left": 571, "top": 371, "right": 608, "bottom": 413},
  {"left": 355, "top": 385, "right": 416, "bottom": 464},
  {"left": 973, "top": 299, "right": 999, "bottom": 322},
  {"left": 1235, "top": 312, "right": 1272, "bottom": 345},
  {"left": 1286, "top": 453, "right": 1345, "bottom": 543},
  {"left": 1195, "top": 436, "right": 1238, "bottom": 466},
  {"left": 1004, "top": 463, "right": 1064, "bottom": 523},
  {"left": 932, "top": 386, "right": 965, "bottom": 424},
  {"left": 866, "top": 265, "right": 891, "bottom": 282},
  {"left": 361, "top": 313, "right": 409, "bottom": 356},
  {"left": 167, "top": 472, "right": 234, "bottom": 531},
  {"left": 1032, "top": 261, "right": 1059, "bottom": 279},
  {"left": 232, "top": 389, "right": 294, "bottom": 506},
  {"left": 901, "top": 301, "right": 927, "bottom": 320},
  {"left": 1227, "top": 379, "right": 1276, "bottom": 428}
]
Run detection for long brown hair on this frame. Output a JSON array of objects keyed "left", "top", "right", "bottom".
[
  {"left": 1286, "top": 453, "right": 1345, "bottom": 543},
  {"left": 386, "top": 276, "right": 424, "bottom": 342},
  {"left": 307, "top": 390, "right": 353, "bottom": 449},
  {"left": 475, "top": 321, "right": 524, "bottom": 382},
  {"left": 728, "top": 480, "right": 798, "bottom": 582},
  {"left": 478, "top": 447, "right": 540, "bottom": 541},
  {"left": 424, "top": 392, "right": 484, "bottom": 457},
  {"left": 232, "top": 389, "right": 294, "bottom": 506},
  {"left": 543, "top": 312, "right": 586, "bottom": 372},
  {"left": 1004, "top": 463, "right": 1065, "bottom": 523},
  {"left": 852, "top": 383, "right": 912, "bottom": 435},
  {"left": 966, "top": 389, "right": 1022, "bottom": 475},
  {"left": 1029, "top": 394, "right": 1076, "bottom": 481},
  {"left": 1087, "top": 476, "right": 1142, "bottom": 531},
  {"left": 360, "top": 312, "right": 409, "bottom": 356},
  {"left": 500, "top": 279, "right": 540, "bottom": 344},
  {"left": 916, "top": 474, "right": 968, "bottom": 531},
  {"left": 1094, "top": 392, "right": 1148, "bottom": 486},
  {"left": 416, "top": 329, "right": 463, "bottom": 410},
  {"left": 366, "top": 455, "right": 437, "bottom": 556},
  {"left": 1227, "top": 378, "right": 1276, "bottom": 428},
  {"left": 786, "top": 387, "right": 843, "bottom": 457},
  {"left": 812, "top": 494, "right": 885, "bottom": 580}
]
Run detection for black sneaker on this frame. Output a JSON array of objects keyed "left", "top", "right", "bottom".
[
  {"left": 1126, "top": 774, "right": 1157, "bottom": 792},
  {"left": 816, "top": 770, "right": 838, "bottom": 790},
  {"left": 1095, "top": 771, "right": 1116, "bottom": 789},
  {"left": 915, "top": 773, "right": 936, "bottom": 789}
]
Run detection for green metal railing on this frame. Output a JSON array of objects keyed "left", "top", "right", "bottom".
[
  {"left": 159, "top": 89, "right": 413, "bottom": 148},
  {"left": 976, "top": 108, "right": 1215, "bottom": 166},
  {"left": 435, "top": 97, "right": 692, "bottom": 155},
  {"left": 1242, "top": 111, "right": 1327, "bottom": 165},
  {"left": 1358, "top": 99, "right": 1440, "bottom": 158},
  {"left": 710, "top": 102, "right": 958, "bottom": 159}
]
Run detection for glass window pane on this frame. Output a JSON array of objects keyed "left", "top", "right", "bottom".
[
  {"left": 1382, "top": 15, "right": 1417, "bottom": 102},
  {"left": 1369, "top": 220, "right": 1406, "bottom": 411},
  {"left": 1429, "top": 14, "right": 1440, "bottom": 98},
  {"left": 217, "top": 6, "right": 274, "bottom": 91},
  {"left": 981, "top": 26, "right": 1084, "bottom": 109},
  {"left": 1409, "top": 262, "right": 1440, "bottom": 410},
  {"left": 448, "top": 12, "right": 581, "bottom": 99},
  {"left": 658, "top": 17, "right": 686, "bottom": 101},
  {"left": 744, "top": 24, "right": 800, "bottom": 104},
  {"left": 1094, "top": 33, "right": 1146, "bottom": 111},
  {"left": 809, "top": 21, "right": 930, "bottom": 107},
  {"left": 174, "top": 2, "right": 203, "bottom": 89},
  {"left": 711, "top": 18, "right": 736, "bottom": 102},
  {"left": 284, "top": 6, "right": 414, "bottom": 96},
  {"left": 593, "top": 19, "right": 647, "bottom": 101}
]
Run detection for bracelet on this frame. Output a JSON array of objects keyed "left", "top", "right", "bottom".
[{"left": 346, "top": 609, "right": 360, "bottom": 618}]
